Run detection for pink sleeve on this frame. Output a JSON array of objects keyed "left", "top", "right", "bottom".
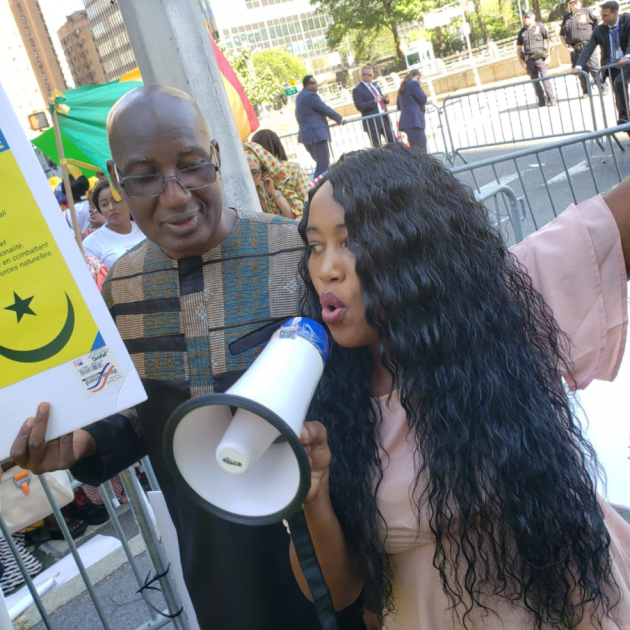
[{"left": 511, "top": 195, "right": 627, "bottom": 391}]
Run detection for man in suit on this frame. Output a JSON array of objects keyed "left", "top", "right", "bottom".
[
  {"left": 295, "top": 75, "right": 343, "bottom": 179},
  {"left": 352, "top": 65, "right": 396, "bottom": 148},
  {"left": 573, "top": 0, "right": 630, "bottom": 124}
]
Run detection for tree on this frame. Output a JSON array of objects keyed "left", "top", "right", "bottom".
[
  {"left": 470, "top": 0, "right": 489, "bottom": 45},
  {"left": 252, "top": 49, "right": 307, "bottom": 86},
  {"left": 219, "top": 46, "right": 283, "bottom": 109},
  {"left": 315, "top": 0, "right": 428, "bottom": 62}
]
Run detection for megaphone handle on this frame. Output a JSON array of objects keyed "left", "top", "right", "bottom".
[{"left": 287, "top": 511, "right": 340, "bottom": 630}]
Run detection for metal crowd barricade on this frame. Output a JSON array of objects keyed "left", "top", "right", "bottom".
[
  {"left": 279, "top": 105, "right": 450, "bottom": 178},
  {"left": 443, "top": 71, "right": 600, "bottom": 163},
  {"left": 451, "top": 123, "right": 630, "bottom": 246},
  {"left": 0, "top": 464, "right": 189, "bottom": 630},
  {"left": 595, "top": 63, "right": 629, "bottom": 157},
  {"left": 475, "top": 184, "right": 525, "bottom": 245}
]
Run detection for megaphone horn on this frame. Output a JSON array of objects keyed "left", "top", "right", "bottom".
[{"left": 163, "top": 317, "right": 328, "bottom": 526}]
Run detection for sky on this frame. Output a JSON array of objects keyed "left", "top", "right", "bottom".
[{"left": 39, "top": 0, "right": 87, "bottom": 89}]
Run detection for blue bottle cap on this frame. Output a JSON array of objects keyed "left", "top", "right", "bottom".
[{"left": 280, "top": 317, "right": 329, "bottom": 363}]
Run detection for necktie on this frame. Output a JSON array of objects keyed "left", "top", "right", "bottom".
[
  {"left": 612, "top": 24, "right": 621, "bottom": 60},
  {"left": 368, "top": 83, "right": 383, "bottom": 111}
]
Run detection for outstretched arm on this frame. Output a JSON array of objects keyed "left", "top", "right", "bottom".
[
  {"left": 311, "top": 94, "right": 343, "bottom": 124},
  {"left": 574, "top": 34, "right": 598, "bottom": 70}
]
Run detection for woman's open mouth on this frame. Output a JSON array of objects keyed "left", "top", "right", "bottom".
[{"left": 319, "top": 291, "right": 348, "bottom": 325}]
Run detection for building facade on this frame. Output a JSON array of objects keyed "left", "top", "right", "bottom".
[
  {"left": 6, "top": 0, "right": 68, "bottom": 102},
  {"left": 0, "top": 0, "right": 49, "bottom": 138},
  {"left": 58, "top": 10, "right": 107, "bottom": 87},
  {"left": 83, "top": 0, "right": 136, "bottom": 82},
  {"left": 211, "top": 0, "right": 342, "bottom": 80}
]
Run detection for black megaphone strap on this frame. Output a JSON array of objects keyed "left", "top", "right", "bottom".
[{"left": 288, "top": 510, "right": 339, "bottom": 630}]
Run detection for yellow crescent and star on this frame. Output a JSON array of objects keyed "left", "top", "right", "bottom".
[{"left": 0, "top": 124, "right": 102, "bottom": 389}]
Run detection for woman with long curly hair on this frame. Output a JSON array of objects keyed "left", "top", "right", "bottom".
[{"left": 290, "top": 143, "right": 630, "bottom": 630}]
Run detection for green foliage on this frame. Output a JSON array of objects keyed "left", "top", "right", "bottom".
[
  {"left": 347, "top": 29, "right": 399, "bottom": 64},
  {"left": 314, "top": 0, "right": 429, "bottom": 60},
  {"left": 252, "top": 49, "right": 307, "bottom": 86},
  {"left": 219, "top": 46, "right": 283, "bottom": 108}
]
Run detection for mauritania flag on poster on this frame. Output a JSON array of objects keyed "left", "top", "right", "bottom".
[{"left": 0, "top": 84, "right": 146, "bottom": 460}]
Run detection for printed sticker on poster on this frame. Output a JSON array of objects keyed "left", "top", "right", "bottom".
[{"left": 0, "top": 83, "right": 146, "bottom": 460}]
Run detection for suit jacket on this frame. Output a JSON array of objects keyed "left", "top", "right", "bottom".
[
  {"left": 295, "top": 89, "right": 342, "bottom": 145},
  {"left": 352, "top": 81, "right": 390, "bottom": 132},
  {"left": 396, "top": 80, "right": 427, "bottom": 131},
  {"left": 576, "top": 12, "right": 630, "bottom": 68}
]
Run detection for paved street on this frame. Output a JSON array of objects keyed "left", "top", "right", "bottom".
[{"left": 443, "top": 71, "right": 630, "bottom": 247}]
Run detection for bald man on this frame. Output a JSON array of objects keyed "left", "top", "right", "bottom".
[{"left": 10, "top": 87, "right": 365, "bottom": 630}]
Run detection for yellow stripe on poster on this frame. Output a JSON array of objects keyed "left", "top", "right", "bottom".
[{"left": 0, "top": 126, "right": 102, "bottom": 388}]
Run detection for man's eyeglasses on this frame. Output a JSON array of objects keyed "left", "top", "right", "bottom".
[
  {"left": 250, "top": 169, "right": 262, "bottom": 178},
  {"left": 115, "top": 153, "right": 220, "bottom": 199}
]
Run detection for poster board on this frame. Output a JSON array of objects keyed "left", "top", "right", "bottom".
[{"left": 0, "top": 84, "right": 146, "bottom": 460}]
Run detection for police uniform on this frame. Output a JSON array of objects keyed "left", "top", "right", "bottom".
[
  {"left": 517, "top": 21, "right": 558, "bottom": 106},
  {"left": 560, "top": 6, "right": 603, "bottom": 94}
]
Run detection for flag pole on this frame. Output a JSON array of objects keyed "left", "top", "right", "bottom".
[{"left": 51, "top": 106, "right": 84, "bottom": 254}]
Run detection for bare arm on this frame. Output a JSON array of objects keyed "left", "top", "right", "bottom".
[
  {"left": 289, "top": 421, "right": 363, "bottom": 611},
  {"left": 261, "top": 173, "right": 296, "bottom": 219},
  {"left": 603, "top": 178, "right": 630, "bottom": 279}
]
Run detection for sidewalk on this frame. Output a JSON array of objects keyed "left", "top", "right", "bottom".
[
  {"left": 13, "top": 504, "right": 175, "bottom": 630},
  {"left": 16, "top": 503, "right": 629, "bottom": 630},
  {"left": 28, "top": 552, "right": 172, "bottom": 630}
]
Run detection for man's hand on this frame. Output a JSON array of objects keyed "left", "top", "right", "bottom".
[
  {"left": 571, "top": 67, "right": 581, "bottom": 75},
  {"left": 10, "top": 403, "right": 97, "bottom": 474},
  {"left": 619, "top": 57, "right": 629, "bottom": 67},
  {"left": 566, "top": 45, "right": 575, "bottom": 52}
]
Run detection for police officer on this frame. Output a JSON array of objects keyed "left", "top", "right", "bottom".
[
  {"left": 517, "top": 10, "right": 558, "bottom": 106},
  {"left": 560, "top": 0, "right": 609, "bottom": 97}
]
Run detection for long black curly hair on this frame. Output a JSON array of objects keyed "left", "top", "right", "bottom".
[{"left": 297, "top": 144, "right": 618, "bottom": 629}]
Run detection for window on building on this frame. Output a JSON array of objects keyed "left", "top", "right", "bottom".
[
  {"left": 41, "top": 73, "right": 47, "bottom": 79},
  {"left": 17, "top": 3, "right": 22, "bottom": 10},
  {"left": 25, "top": 27, "right": 30, "bottom": 34},
  {"left": 46, "top": 83, "right": 51, "bottom": 90},
  {"left": 33, "top": 50, "right": 39, "bottom": 57},
  {"left": 29, "top": 39, "right": 34, "bottom": 46},
  {"left": 21, "top": 16, "right": 26, "bottom": 23},
  {"left": 37, "top": 61, "right": 43, "bottom": 68}
]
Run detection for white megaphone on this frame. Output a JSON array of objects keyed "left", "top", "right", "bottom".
[{"left": 163, "top": 318, "right": 329, "bottom": 526}]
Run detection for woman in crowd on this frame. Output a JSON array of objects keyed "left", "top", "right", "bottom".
[
  {"left": 83, "top": 179, "right": 145, "bottom": 268},
  {"left": 251, "top": 129, "right": 290, "bottom": 163},
  {"left": 396, "top": 70, "right": 428, "bottom": 151},
  {"left": 293, "top": 144, "right": 630, "bottom": 629},
  {"left": 244, "top": 141, "right": 310, "bottom": 219}
]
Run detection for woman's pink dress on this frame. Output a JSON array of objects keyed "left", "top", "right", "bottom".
[{"left": 376, "top": 196, "right": 630, "bottom": 629}]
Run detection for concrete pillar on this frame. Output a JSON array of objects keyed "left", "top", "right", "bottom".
[{"left": 117, "top": 0, "right": 260, "bottom": 212}]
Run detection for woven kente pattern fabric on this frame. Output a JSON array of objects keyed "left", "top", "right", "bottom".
[{"left": 101, "top": 211, "right": 304, "bottom": 398}]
